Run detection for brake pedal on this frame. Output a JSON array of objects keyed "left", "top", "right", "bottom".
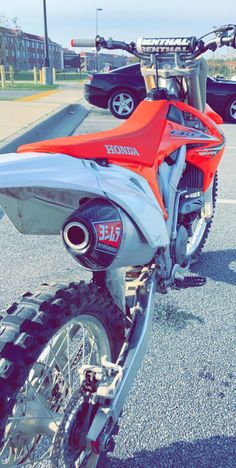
[{"left": 173, "top": 275, "right": 206, "bottom": 289}]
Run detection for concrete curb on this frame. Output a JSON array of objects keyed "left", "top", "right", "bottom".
[{"left": 0, "top": 99, "right": 91, "bottom": 154}]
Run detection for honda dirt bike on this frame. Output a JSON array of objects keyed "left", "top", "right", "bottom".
[{"left": 0, "top": 24, "right": 235, "bottom": 467}]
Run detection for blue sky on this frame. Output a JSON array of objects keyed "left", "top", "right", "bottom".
[{"left": 1, "top": 0, "right": 236, "bottom": 57}]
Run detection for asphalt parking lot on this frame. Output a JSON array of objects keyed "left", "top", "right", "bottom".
[{"left": 0, "top": 105, "right": 236, "bottom": 467}]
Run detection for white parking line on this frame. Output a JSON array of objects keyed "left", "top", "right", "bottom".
[
  {"left": 217, "top": 199, "right": 236, "bottom": 204},
  {"left": 87, "top": 119, "right": 118, "bottom": 122},
  {"left": 225, "top": 146, "right": 236, "bottom": 150}
]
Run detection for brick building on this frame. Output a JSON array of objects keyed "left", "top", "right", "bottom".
[
  {"left": 0, "top": 26, "right": 63, "bottom": 70},
  {"left": 80, "top": 51, "right": 128, "bottom": 72}
]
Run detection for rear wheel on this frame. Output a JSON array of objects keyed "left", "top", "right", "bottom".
[
  {"left": 187, "top": 173, "right": 218, "bottom": 263},
  {"left": 108, "top": 89, "right": 138, "bottom": 119},
  {"left": 0, "top": 281, "right": 125, "bottom": 467}
]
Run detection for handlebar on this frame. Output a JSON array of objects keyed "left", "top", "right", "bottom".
[
  {"left": 71, "top": 24, "right": 236, "bottom": 60},
  {"left": 71, "top": 39, "right": 96, "bottom": 48},
  {"left": 71, "top": 37, "right": 133, "bottom": 52}
]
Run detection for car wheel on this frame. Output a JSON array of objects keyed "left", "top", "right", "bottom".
[
  {"left": 108, "top": 89, "right": 138, "bottom": 119},
  {"left": 225, "top": 96, "right": 236, "bottom": 123}
]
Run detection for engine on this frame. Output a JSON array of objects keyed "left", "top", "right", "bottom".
[{"left": 62, "top": 197, "right": 156, "bottom": 271}]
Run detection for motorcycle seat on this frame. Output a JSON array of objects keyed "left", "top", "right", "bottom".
[{"left": 17, "top": 100, "right": 169, "bottom": 167}]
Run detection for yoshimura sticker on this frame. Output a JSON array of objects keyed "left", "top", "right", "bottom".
[{"left": 93, "top": 220, "right": 122, "bottom": 254}]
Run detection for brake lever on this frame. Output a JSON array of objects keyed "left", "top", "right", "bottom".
[{"left": 213, "top": 24, "right": 236, "bottom": 33}]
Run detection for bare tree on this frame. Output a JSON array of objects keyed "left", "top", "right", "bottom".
[
  {"left": 0, "top": 13, "right": 9, "bottom": 65},
  {"left": 0, "top": 12, "right": 10, "bottom": 28},
  {"left": 0, "top": 14, "right": 21, "bottom": 65},
  {"left": 12, "top": 16, "right": 20, "bottom": 30}
]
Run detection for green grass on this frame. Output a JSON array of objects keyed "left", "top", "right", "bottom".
[
  {"left": 56, "top": 72, "right": 87, "bottom": 81},
  {"left": 1, "top": 83, "right": 59, "bottom": 91},
  {"left": 4, "top": 71, "right": 88, "bottom": 82},
  {"left": 0, "top": 96, "right": 16, "bottom": 100}
]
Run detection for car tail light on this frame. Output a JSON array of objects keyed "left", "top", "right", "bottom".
[{"left": 85, "top": 75, "right": 93, "bottom": 85}]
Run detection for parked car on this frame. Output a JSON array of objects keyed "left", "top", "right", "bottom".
[{"left": 84, "top": 63, "right": 236, "bottom": 122}]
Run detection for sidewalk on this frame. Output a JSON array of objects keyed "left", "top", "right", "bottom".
[{"left": 0, "top": 83, "right": 86, "bottom": 151}]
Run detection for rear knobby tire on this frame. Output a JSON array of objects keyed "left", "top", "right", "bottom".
[
  {"left": 189, "top": 172, "right": 218, "bottom": 264},
  {"left": 0, "top": 280, "right": 125, "bottom": 466}
]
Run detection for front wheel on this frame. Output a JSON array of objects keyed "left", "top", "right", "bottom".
[
  {"left": 108, "top": 89, "right": 138, "bottom": 119},
  {"left": 0, "top": 281, "right": 125, "bottom": 467}
]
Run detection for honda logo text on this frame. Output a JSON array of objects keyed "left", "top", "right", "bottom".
[{"left": 105, "top": 145, "right": 140, "bottom": 156}]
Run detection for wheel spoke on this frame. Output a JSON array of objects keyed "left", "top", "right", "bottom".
[
  {"left": 82, "top": 328, "right": 85, "bottom": 364},
  {"left": 66, "top": 328, "right": 71, "bottom": 396},
  {"left": 63, "top": 346, "right": 95, "bottom": 378},
  {"left": 26, "top": 378, "right": 61, "bottom": 430},
  {"left": 48, "top": 343, "right": 70, "bottom": 390},
  {"left": 25, "top": 443, "right": 34, "bottom": 464},
  {"left": 125, "top": 97, "right": 132, "bottom": 105}
]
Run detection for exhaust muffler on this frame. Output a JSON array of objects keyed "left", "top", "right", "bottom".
[
  {"left": 63, "top": 222, "right": 90, "bottom": 253},
  {"left": 62, "top": 197, "right": 156, "bottom": 271}
]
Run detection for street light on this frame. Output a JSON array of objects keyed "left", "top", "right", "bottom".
[
  {"left": 42, "top": 0, "right": 53, "bottom": 84},
  {"left": 43, "top": 0, "right": 50, "bottom": 67},
  {"left": 95, "top": 8, "right": 103, "bottom": 71}
]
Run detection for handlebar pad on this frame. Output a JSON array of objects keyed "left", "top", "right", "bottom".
[
  {"left": 71, "top": 39, "right": 95, "bottom": 48},
  {"left": 136, "top": 36, "right": 197, "bottom": 54}
]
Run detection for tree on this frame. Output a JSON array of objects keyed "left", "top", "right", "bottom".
[
  {"left": 0, "top": 14, "right": 21, "bottom": 65},
  {"left": 0, "top": 13, "right": 9, "bottom": 65},
  {"left": 12, "top": 16, "right": 20, "bottom": 30},
  {"left": 207, "top": 59, "right": 232, "bottom": 78}
]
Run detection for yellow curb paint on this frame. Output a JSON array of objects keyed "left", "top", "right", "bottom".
[{"left": 15, "top": 89, "right": 61, "bottom": 102}]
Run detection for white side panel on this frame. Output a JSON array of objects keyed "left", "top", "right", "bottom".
[
  {"left": 84, "top": 161, "right": 169, "bottom": 247},
  {"left": 0, "top": 152, "right": 169, "bottom": 247},
  {"left": 0, "top": 152, "right": 101, "bottom": 192}
]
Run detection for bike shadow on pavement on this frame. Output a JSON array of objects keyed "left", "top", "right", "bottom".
[
  {"left": 153, "top": 298, "right": 205, "bottom": 330},
  {"left": 191, "top": 249, "right": 236, "bottom": 285},
  {"left": 100, "top": 435, "right": 236, "bottom": 467}
]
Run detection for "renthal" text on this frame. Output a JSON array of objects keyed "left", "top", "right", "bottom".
[{"left": 141, "top": 38, "right": 191, "bottom": 53}]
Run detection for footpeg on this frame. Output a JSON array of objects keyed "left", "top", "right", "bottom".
[{"left": 173, "top": 275, "right": 206, "bottom": 289}]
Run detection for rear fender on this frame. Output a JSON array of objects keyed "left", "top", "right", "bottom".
[{"left": 0, "top": 152, "right": 168, "bottom": 248}]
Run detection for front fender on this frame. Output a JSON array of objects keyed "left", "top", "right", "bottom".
[{"left": 0, "top": 152, "right": 168, "bottom": 248}]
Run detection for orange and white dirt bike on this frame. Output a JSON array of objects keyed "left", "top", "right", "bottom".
[{"left": 0, "top": 25, "right": 235, "bottom": 466}]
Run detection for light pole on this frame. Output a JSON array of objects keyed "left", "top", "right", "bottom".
[
  {"left": 95, "top": 8, "right": 102, "bottom": 71},
  {"left": 42, "top": 0, "right": 53, "bottom": 84},
  {"left": 43, "top": 0, "right": 50, "bottom": 67}
]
